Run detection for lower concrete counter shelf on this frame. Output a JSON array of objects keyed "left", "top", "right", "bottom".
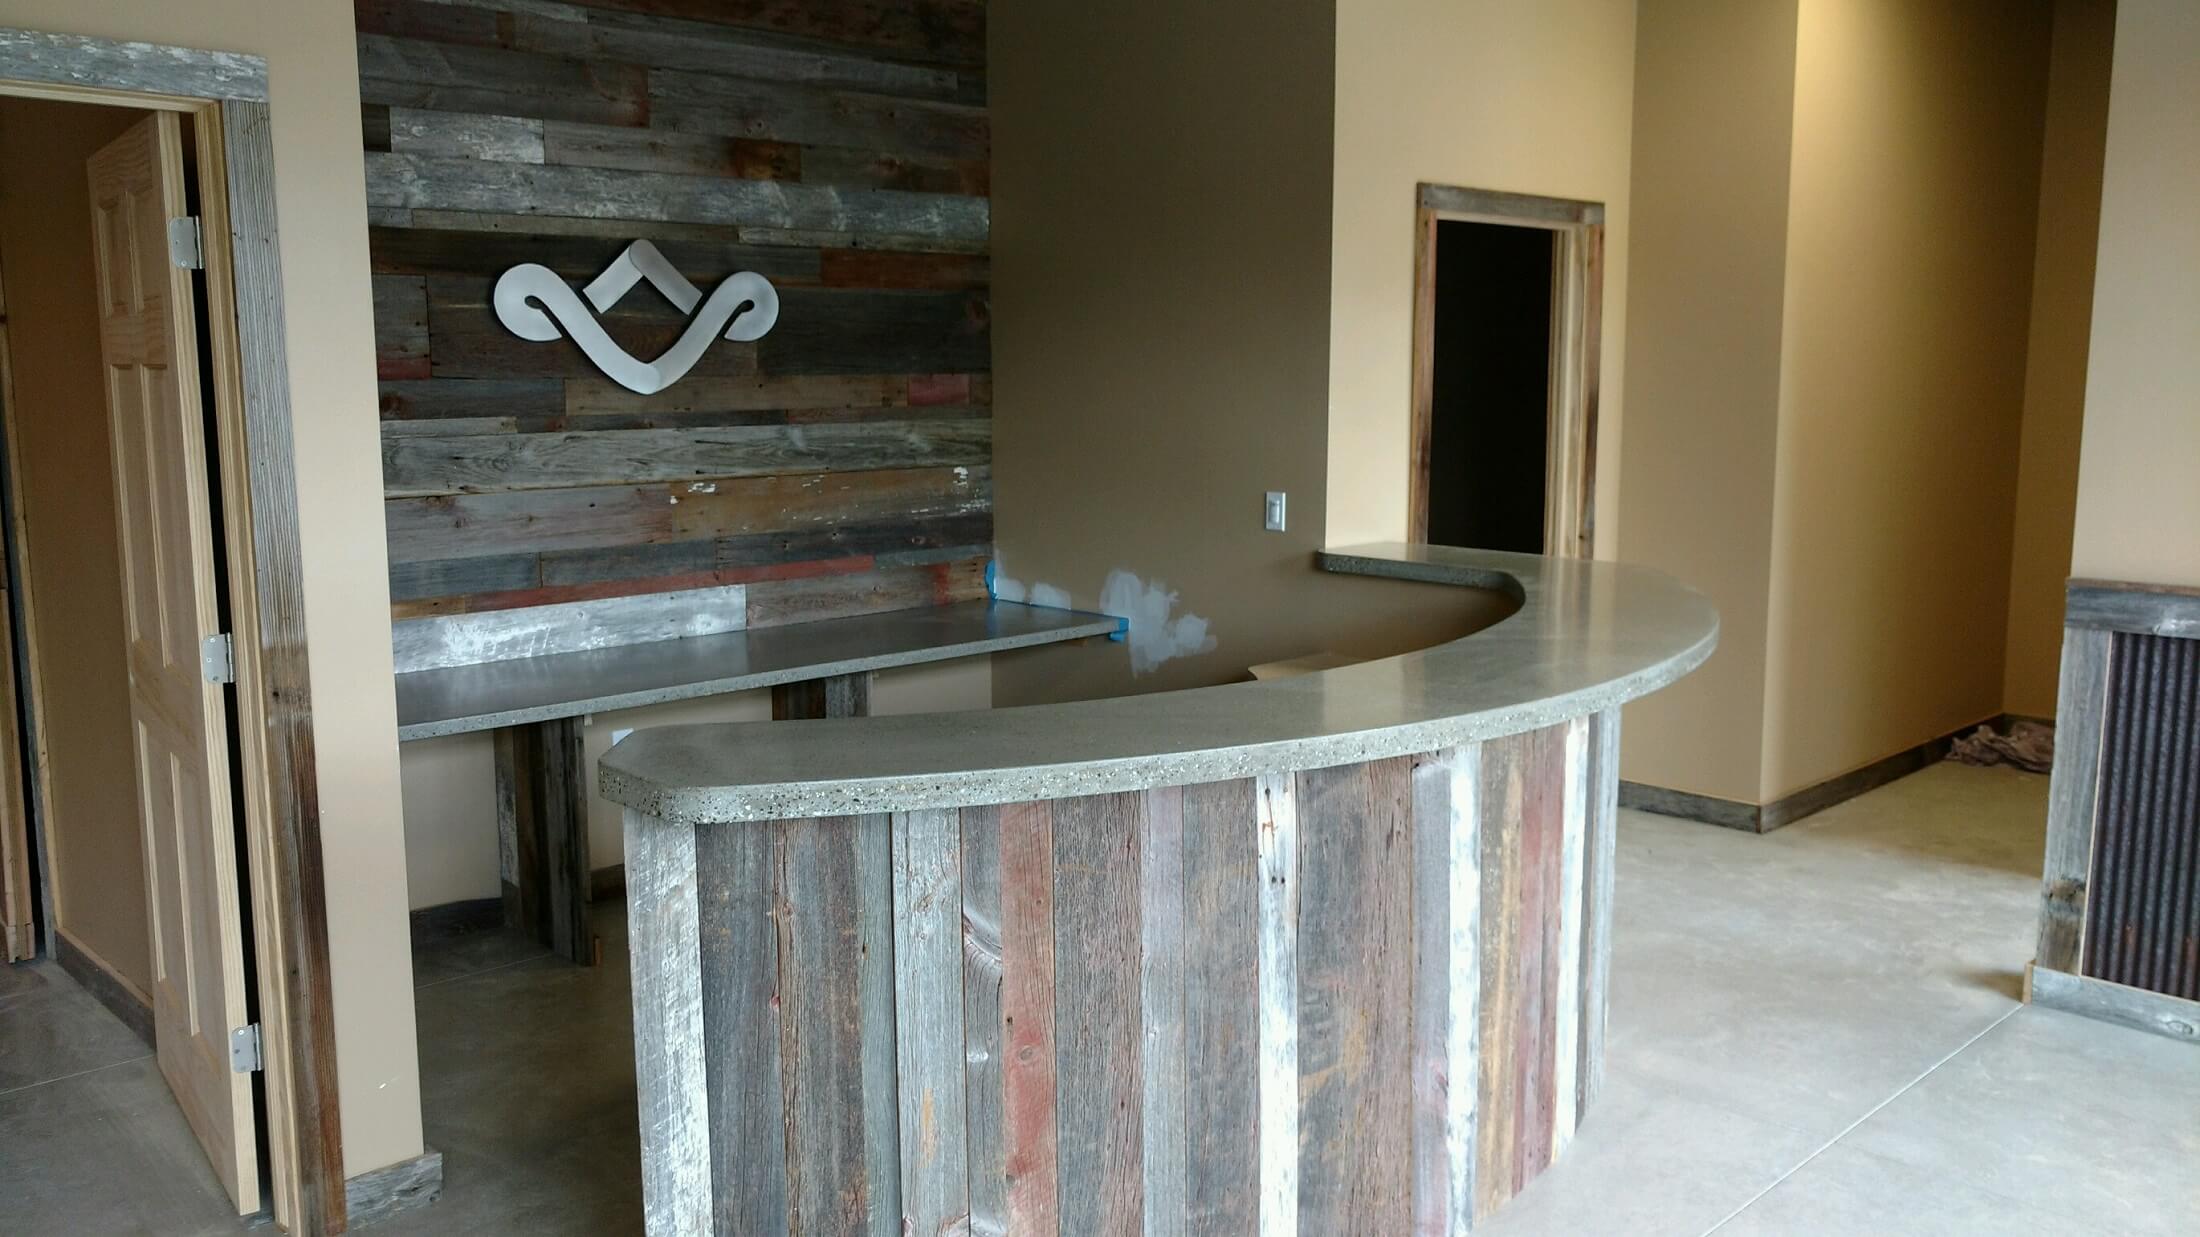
[{"left": 599, "top": 541, "right": 1718, "bottom": 1235}]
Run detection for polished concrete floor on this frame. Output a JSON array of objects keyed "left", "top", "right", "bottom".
[{"left": 2, "top": 761, "right": 2195, "bottom": 1234}]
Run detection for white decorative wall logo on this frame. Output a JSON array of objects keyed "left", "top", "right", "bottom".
[{"left": 492, "top": 239, "right": 780, "bottom": 395}]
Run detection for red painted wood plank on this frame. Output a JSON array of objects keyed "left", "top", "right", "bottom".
[{"left": 998, "top": 800, "right": 1061, "bottom": 1235}]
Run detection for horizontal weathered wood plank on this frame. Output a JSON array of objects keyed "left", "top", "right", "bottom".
[
  {"left": 365, "top": 152, "right": 989, "bottom": 242},
  {"left": 382, "top": 421, "right": 991, "bottom": 496},
  {"left": 369, "top": 225, "right": 823, "bottom": 285},
  {"left": 0, "top": 27, "right": 268, "bottom": 101},
  {"left": 360, "top": 0, "right": 986, "bottom": 77},
  {"left": 381, "top": 378, "right": 567, "bottom": 422},
  {"left": 744, "top": 556, "right": 985, "bottom": 627},
  {"left": 391, "top": 582, "right": 746, "bottom": 673},
  {"left": 386, "top": 464, "right": 989, "bottom": 560},
  {"left": 355, "top": 34, "right": 650, "bottom": 128},
  {"left": 386, "top": 107, "right": 546, "bottom": 163},
  {"left": 649, "top": 67, "right": 988, "bottom": 161}
]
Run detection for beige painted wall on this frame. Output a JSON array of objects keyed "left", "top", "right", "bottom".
[
  {"left": 0, "top": 3, "right": 421, "bottom": 1173},
  {"left": 1614, "top": 0, "right": 1800, "bottom": 803},
  {"left": 0, "top": 97, "right": 148, "bottom": 991},
  {"left": 2069, "top": 0, "right": 2199, "bottom": 586},
  {"left": 2002, "top": 0, "right": 2115, "bottom": 721},
  {"left": 1325, "top": 0, "right": 1639, "bottom": 553},
  {"left": 990, "top": 0, "right": 1473, "bottom": 705},
  {"left": 402, "top": 659, "right": 994, "bottom": 908},
  {"left": 1760, "top": 0, "right": 2052, "bottom": 800}
]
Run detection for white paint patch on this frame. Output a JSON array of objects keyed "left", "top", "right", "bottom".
[
  {"left": 687, "top": 481, "right": 717, "bottom": 494},
  {"left": 990, "top": 572, "right": 1029, "bottom": 603},
  {"left": 1101, "top": 569, "right": 1216, "bottom": 674},
  {"left": 1028, "top": 583, "right": 1073, "bottom": 610}
]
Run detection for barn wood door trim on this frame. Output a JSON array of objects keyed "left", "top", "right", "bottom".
[
  {"left": 1409, "top": 183, "right": 1605, "bottom": 559},
  {"left": 0, "top": 27, "right": 344, "bottom": 1233}
]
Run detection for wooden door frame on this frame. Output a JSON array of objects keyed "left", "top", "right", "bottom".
[
  {"left": 1408, "top": 182, "right": 1605, "bottom": 558},
  {"left": 0, "top": 29, "right": 344, "bottom": 1233}
]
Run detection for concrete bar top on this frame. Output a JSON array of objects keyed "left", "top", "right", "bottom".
[
  {"left": 600, "top": 543, "right": 1719, "bottom": 822},
  {"left": 395, "top": 598, "right": 1121, "bottom": 740}
]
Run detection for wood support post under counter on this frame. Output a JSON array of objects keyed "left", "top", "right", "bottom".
[{"left": 495, "top": 717, "right": 594, "bottom": 966}]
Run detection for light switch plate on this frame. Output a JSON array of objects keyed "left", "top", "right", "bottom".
[{"left": 1264, "top": 491, "right": 1287, "bottom": 532}]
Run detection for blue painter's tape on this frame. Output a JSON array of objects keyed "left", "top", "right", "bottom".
[
  {"left": 984, "top": 558, "right": 997, "bottom": 600},
  {"left": 1110, "top": 616, "right": 1129, "bottom": 642}
]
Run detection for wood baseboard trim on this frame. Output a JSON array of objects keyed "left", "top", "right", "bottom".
[
  {"left": 1624, "top": 714, "right": 2022, "bottom": 834},
  {"left": 1618, "top": 781, "right": 1761, "bottom": 831},
  {"left": 2025, "top": 963, "right": 2200, "bottom": 1045},
  {"left": 409, "top": 866, "right": 630, "bottom": 950},
  {"left": 343, "top": 1148, "right": 443, "bottom": 1231},
  {"left": 50, "top": 926, "right": 153, "bottom": 1049},
  {"left": 406, "top": 897, "right": 501, "bottom": 946}
]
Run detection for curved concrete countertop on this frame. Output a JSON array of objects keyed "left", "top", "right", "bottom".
[
  {"left": 607, "top": 542, "right": 1719, "bottom": 1236},
  {"left": 599, "top": 540, "right": 1719, "bottom": 822}
]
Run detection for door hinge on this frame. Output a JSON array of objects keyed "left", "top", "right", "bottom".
[
  {"left": 229, "top": 1023, "right": 262, "bottom": 1074},
  {"left": 167, "top": 215, "right": 203, "bottom": 270},
  {"left": 200, "top": 632, "right": 235, "bottom": 685}
]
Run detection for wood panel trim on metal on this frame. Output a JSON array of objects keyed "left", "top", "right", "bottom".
[
  {"left": 2026, "top": 963, "right": 2200, "bottom": 1045},
  {"left": 2036, "top": 627, "right": 2112, "bottom": 973},
  {"left": 2065, "top": 577, "right": 2200, "bottom": 638}
]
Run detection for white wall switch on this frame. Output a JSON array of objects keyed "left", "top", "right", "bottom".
[{"left": 1264, "top": 491, "right": 1287, "bottom": 532}]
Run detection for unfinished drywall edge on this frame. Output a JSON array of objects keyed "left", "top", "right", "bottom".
[{"left": 990, "top": 558, "right": 1208, "bottom": 674}]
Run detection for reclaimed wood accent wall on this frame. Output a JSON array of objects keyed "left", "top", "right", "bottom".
[
  {"left": 624, "top": 711, "right": 1621, "bottom": 1235},
  {"left": 356, "top": 0, "right": 992, "bottom": 621}
]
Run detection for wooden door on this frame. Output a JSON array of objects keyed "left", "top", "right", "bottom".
[
  {"left": 0, "top": 274, "right": 33, "bottom": 964},
  {"left": 87, "top": 112, "right": 259, "bottom": 1214},
  {"left": 0, "top": 519, "right": 32, "bottom": 964}
]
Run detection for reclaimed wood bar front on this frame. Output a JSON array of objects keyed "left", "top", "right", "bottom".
[{"left": 601, "top": 543, "right": 1719, "bottom": 1235}]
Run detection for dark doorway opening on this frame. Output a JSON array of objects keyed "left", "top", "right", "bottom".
[{"left": 1425, "top": 219, "right": 1554, "bottom": 553}]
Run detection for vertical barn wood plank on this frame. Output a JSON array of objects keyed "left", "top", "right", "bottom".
[
  {"left": 624, "top": 810, "right": 711, "bottom": 1237},
  {"left": 538, "top": 715, "right": 593, "bottom": 965},
  {"left": 2037, "top": 627, "right": 2112, "bottom": 973},
  {"left": 1053, "top": 791, "right": 1147, "bottom": 1236},
  {"left": 1476, "top": 725, "right": 1568, "bottom": 1213},
  {"left": 1474, "top": 733, "right": 1525, "bottom": 1216},
  {"left": 855, "top": 813, "right": 904, "bottom": 1237},
  {"left": 998, "top": 800, "right": 1060, "bottom": 1234},
  {"left": 493, "top": 717, "right": 595, "bottom": 964},
  {"left": 1181, "top": 779, "right": 1259, "bottom": 1236},
  {"left": 695, "top": 819, "right": 790, "bottom": 1236},
  {"left": 1516, "top": 726, "right": 1566, "bottom": 1188},
  {"left": 1253, "top": 772, "right": 1299, "bottom": 1237},
  {"left": 1550, "top": 717, "right": 1591, "bottom": 1155},
  {"left": 779, "top": 816, "right": 874, "bottom": 1234},
  {"left": 894, "top": 808, "right": 970, "bottom": 1236},
  {"left": 1411, "top": 746, "right": 1479, "bottom": 1237},
  {"left": 961, "top": 804, "right": 1008, "bottom": 1236},
  {"left": 1140, "top": 786, "right": 1189, "bottom": 1237},
  {"left": 1294, "top": 759, "right": 1415, "bottom": 1236},
  {"left": 1580, "top": 710, "right": 1621, "bottom": 1114}
]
